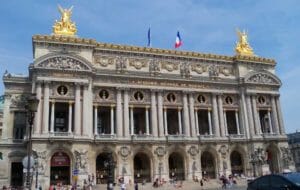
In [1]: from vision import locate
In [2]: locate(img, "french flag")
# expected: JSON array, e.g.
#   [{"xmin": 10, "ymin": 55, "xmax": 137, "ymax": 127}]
[{"xmin": 175, "ymin": 31, "xmax": 182, "ymax": 48}]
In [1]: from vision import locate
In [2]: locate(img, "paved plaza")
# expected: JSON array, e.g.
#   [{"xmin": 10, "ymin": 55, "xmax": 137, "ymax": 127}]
[{"xmin": 95, "ymin": 179, "xmax": 247, "ymax": 190}]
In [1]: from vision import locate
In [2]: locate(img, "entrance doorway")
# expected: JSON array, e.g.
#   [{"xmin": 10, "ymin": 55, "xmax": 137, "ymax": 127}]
[
  {"xmin": 201, "ymin": 151, "xmax": 216, "ymax": 179},
  {"xmin": 96, "ymin": 153, "xmax": 112, "ymax": 184},
  {"xmin": 10, "ymin": 162, "xmax": 23, "ymax": 187},
  {"xmin": 50, "ymin": 152, "xmax": 70, "ymax": 185},
  {"xmin": 230, "ymin": 151, "xmax": 244, "ymax": 175},
  {"xmin": 266, "ymin": 147, "xmax": 279, "ymax": 173},
  {"xmin": 169, "ymin": 152, "xmax": 185, "ymax": 180},
  {"xmin": 134, "ymin": 153, "xmax": 151, "ymax": 182}
]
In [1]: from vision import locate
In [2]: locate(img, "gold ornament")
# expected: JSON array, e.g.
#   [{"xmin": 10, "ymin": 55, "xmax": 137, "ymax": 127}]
[
  {"xmin": 53, "ymin": 5, "xmax": 77, "ymax": 36},
  {"xmin": 235, "ymin": 29, "xmax": 254, "ymax": 56}
]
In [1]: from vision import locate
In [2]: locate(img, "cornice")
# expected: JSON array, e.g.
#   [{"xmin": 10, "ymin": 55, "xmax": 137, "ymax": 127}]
[{"xmin": 33, "ymin": 35, "xmax": 276, "ymax": 65}]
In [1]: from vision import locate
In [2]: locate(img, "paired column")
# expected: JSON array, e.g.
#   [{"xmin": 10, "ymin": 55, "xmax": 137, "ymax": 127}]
[
  {"xmin": 246, "ymin": 95, "xmax": 255, "ymax": 137},
  {"xmin": 183, "ymin": 93, "xmax": 190, "ymax": 136},
  {"xmin": 217, "ymin": 95, "xmax": 225, "ymax": 137},
  {"xmin": 267, "ymin": 109, "xmax": 273, "ymax": 133},
  {"xmin": 94, "ymin": 105, "xmax": 98, "ymax": 135},
  {"xmin": 251, "ymin": 95, "xmax": 261, "ymax": 135},
  {"xmin": 208, "ymin": 109, "xmax": 213, "ymax": 135},
  {"xmin": 123, "ymin": 89, "xmax": 130, "ymax": 137},
  {"xmin": 212, "ymin": 94, "xmax": 220, "ymax": 137},
  {"xmin": 50, "ymin": 101, "xmax": 55, "ymax": 133},
  {"xmin": 145, "ymin": 107, "xmax": 150, "ymax": 135},
  {"xmin": 239, "ymin": 91, "xmax": 248, "ymax": 138},
  {"xmin": 178, "ymin": 108, "xmax": 183, "ymax": 135},
  {"xmin": 163, "ymin": 107, "xmax": 168, "ymax": 135},
  {"xmin": 151, "ymin": 90, "xmax": 158, "ymax": 137},
  {"xmin": 189, "ymin": 94, "xmax": 196, "ymax": 137},
  {"xmin": 82, "ymin": 84, "xmax": 91, "ymax": 137},
  {"xmin": 68, "ymin": 102, "xmax": 73, "ymax": 133},
  {"xmin": 42, "ymin": 82, "xmax": 50, "ymax": 134},
  {"xmin": 275, "ymin": 96, "xmax": 285, "ymax": 134},
  {"xmin": 194, "ymin": 109, "xmax": 199, "ymax": 136},
  {"xmin": 74, "ymin": 83, "xmax": 81, "ymax": 136},
  {"xmin": 110, "ymin": 105, "xmax": 115, "ymax": 135},
  {"xmin": 130, "ymin": 106, "xmax": 134, "ymax": 135},
  {"xmin": 235, "ymin": 110, "xmax": 240, "ymax": 135},
  {"xmin": 116, "ymin": 89, "xmax": 123, "ymax": 137},
  {"xmin": 271, "ymin": 96, "xmax": 279, "ymax": 134},
  {"xmin": 223, "ymin": 110, "xmax": 228, "ymax": 136},
  {"xmin": 34, "ymin": 82, "xmax": 42, "ymax": 134},
  {"xmin": 157, "ymin": 91, "xmax": 164, "ymax": 137}
]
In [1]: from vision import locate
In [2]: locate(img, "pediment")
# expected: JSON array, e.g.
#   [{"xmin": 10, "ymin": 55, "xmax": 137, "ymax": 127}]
[
  {"xmin": 244, "ymin": 70, "xmax": 281, "ymax": 86},
  {"xmin": 35, "ymin": 55, "xmax": 92, "ymax": 71}
]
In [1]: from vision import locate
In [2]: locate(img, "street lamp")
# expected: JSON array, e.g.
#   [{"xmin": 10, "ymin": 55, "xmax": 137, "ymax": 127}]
[
  {"xmin": 104, "ymin": 153, "xmax": 115, "ymax": 190},
  {"xmin": 25, "ymin": 94, "xmax": 39, "ymax": 190}
]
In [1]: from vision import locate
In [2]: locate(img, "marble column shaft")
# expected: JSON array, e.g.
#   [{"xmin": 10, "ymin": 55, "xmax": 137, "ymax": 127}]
[
  {"xmin": 157, "ymin": 92, "xmax": 164, "ymax": 137},
  {"xmin": 34, "ymin": 82, "xmax": 42, "ymax": 134},
  {"xmin": 123, "ymin": 90, "xmax": 130, "ymax": 137},
  {"xmin": 146, "ymin": 107, "xmax": 150, "ymax": 135},
  {"xmin": 212, "ymin": 94, "xmax": 220, "ymax": 137},
  {"xmin": 276, "ymin": 97, "xmax": 285, "ymax": 134},
  {"xmin": 94, "ymin": 106, "xmax": 98, "ymax": 135},
  {"xmin": 246, "ymin": 95, "xmax": 255, "ymax": 138},
  {"xmin": 178, "ymin": 108, "xmax": 182, "ymax": 135},
  {"xmin": 111, "ymin": 106, "xmax": 115, "ymax": 135},
  {"xmin": 42, "ymin": 82, "xmax": 49, "ymax": 134},
  {"xmin": 50, "ymin": 101, "xmax": 55, "ymax": 133},
  {"xmin": 116, "ymin": 89, "xmax": 123, "ymax": 137},
  {"xmin": 189, "ymin": 94, "xmax": 196, "ymax": 137},
  {"xmin": 183, "ymin": 93, "xmax": 190, "ymax": 136},
  {"xmin": 151, "ymin": 91, "xmax": 158, "ymax": 137},
  {"xmin": 251, "ymin": 95, "xmax": 261, "ymax": 135},
  {"xmin": 217, "ymin": 95, "xmax": 225, "ymax": 137},
  {"xmin": 271, "ymin": 96, "xmax": 279, "ymax": 134},
  {"xmin": 239, "ymin": 91, "xmax": 248, "ymax": 137},
  {"xmin": 68, "ymin": 102, "xmax": 73, "ymax": 133},
  {"xmin": 74, "ymin": 84, "xmax": 81, "ymax": 136}
]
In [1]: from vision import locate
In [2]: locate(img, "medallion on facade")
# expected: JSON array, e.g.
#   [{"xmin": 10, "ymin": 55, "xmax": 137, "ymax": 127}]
[
  {"xmin": 188, "ymin": 146, "xmax": 199, "ymax": 158},
  {"xmin": 133, "ymin": 91, "xmax": 144, "ymax": 102},
  {"xmin": 154, "ymin": 147, "xmax": 166, "ymax": 157},
  {"xmin": 94, "ymin": 56, "xmax": 114, "ymax": 67},
  {"xmin": 191, "ymin": 63, "xmax": 207, "ymax": 74},
  {"xmin": 99, "ymin": 89, "xmax": 110, "ymax": 100},
  {"xmin": 219, "ymin": 66, "xmax": 234, "ymax": 76},
  {"xmin": 129, "ymin": 58, "xmax": 147, "ymax": 70},
  {"xmin": 57, "ymin": 85, "xmax": 68, "ymax": 96},
  {"xmin": 119, "ymin": 146, "xmax": 131, "ymax": 159},
  {"xmin": 161, "ymin": 61, "xmax": 178, "ymax": 72}
]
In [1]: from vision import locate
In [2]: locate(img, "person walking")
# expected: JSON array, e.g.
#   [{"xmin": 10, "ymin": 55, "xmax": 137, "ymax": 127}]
[{"xmin": 134, "ymin": 181, "xmax": 138, "ymax": 190}]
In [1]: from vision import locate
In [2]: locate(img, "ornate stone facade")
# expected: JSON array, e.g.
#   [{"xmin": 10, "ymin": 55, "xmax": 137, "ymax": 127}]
[{"xmin": 0, "ymin": 34, "xmax": 294, "ymax": 189}]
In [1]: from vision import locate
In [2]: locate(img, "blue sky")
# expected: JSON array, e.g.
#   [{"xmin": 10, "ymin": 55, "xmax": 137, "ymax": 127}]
[{"xmin": 0, "ymin": 1, "xmax": 299, "ymax": 133}]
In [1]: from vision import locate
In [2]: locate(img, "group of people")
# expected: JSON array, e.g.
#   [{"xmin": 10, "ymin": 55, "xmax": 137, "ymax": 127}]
[{"xmin": 219, "ymin": 175, "xmax": 237, "ymax": 189}]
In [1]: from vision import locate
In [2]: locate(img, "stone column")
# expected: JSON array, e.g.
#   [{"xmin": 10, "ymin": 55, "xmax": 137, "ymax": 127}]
[
  {"xmin": 146, "ymin": 107, "xmax": 150, "ymax": 135},
  {"xmin": 130, "ymin": 106, "xmax": 134, "ymax": 135},
  {"xmin": 123, "ymin": 89, "xmax": 130, "ymax": 137},
  {"xmin": 74, "ymin": 83, "xmax": 81, "ymax": 136},
  {"xmin": 111, "ymin": 105, "xmax": 115, "ymax": 135},
  {"xmin": 271, "ymin": 96, "xmax": 279, "ymax": 134},
  {"xmin": 94, "ymin": 105, "xmax": 98, "ymax": 135},
  {"xmin": 68, "ymin": 102, "xmax": 73, "ymax": 133},
  {"xmin": 212, "ymin": 94, "xmax": 220, "ymax": 137},
  {"xmin": 164, "ymin": 107, "xmax": 168, "ymax": 135},
  {"xmin": 268, "ymin": 110, "xmax": 273, "ymax": 134},
  {"xmin": 251, "ymin": 95, "xmax": 261, "ymax": 135},
  {"xmin": 82, "ymin": 85, "xmax": 90, "ymax": 137},
  {"xmin": 50, "ymin": 101, "xmax": 55, "ymax": 133},
  {"xmin": 246, "ymin": 95, "xmax": 255, "ymax": 138},
  {"xmin": 42, "ymin": 82, "xmax": 50, "ymax": 134},
  {"xmin": 178, "ymin": 108, "xmax": 182, "ymax": 135},
  {"xmin": 34, "ymin": 82, "xmax": 42, "ymax": 134},
  {"xmin": 189, "ymin": 94, "xmax": 196, "ymax": 137},
  {"xmin": 157, "ymin": 91, "xmax": 164, "ymax": 137},
  {"xmin": 235, "ymin": 110, "xmax": 240, "ymax": 135},
  {"xmin": 194, "ymin": 109, "xmax": 199, "ymax": 136},
  {"xmin": 239, "ymin": 91, "xmax": 248, "ymax": 137},
  {"xmin": 208, "ymin": 109, "xmax": 213, "ymax": 135},
  {"xmin": 116, "ymin": 88, "xmax": 123, "ymax": 137},
  {"xmin": 183, "ymin": 93, "xmax": 190, "ymax": 136},
  {"xmin": 275, "ymin": 96, "xmax": 285, "ymax": 134},
  {"xmin": 223, "ymin": 110, "xmax": 228, "ymax": 136},
  {"xmin": 217, "ymin": 95, "xmax": 225, "ymax": 137},
  {"xmin": 151, "ymin": 90, "xmax": 158, "ymax": 137}
]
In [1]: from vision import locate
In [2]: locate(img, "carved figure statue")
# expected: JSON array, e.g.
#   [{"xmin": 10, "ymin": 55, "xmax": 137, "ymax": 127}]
[
  {"xmin": 235, "ymin": 29, "xmax": 254, "ymax": 56},
  {"xmin": 74, "ymin": 150, "xmax": 88, "ymax": 172},
  {"xmin": 53, "ymin": 5, "xmax": 77, "ymax": 36},
  {"xmin": 33, "ymin": 150, "xmax": 47, "ymax": 174}
]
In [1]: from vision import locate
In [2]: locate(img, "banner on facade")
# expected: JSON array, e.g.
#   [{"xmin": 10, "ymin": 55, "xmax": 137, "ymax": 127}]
[{"xmin": 51, "ymin": 152, "xmax": 70, "ymax": 167}]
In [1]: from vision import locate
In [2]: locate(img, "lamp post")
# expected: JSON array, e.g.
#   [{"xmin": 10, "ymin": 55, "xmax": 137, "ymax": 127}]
[
  {"xmin": 104, "ymin": 152, "xmax": 115, "ymax": 190},
  {"xmin": 25, "ymin": 94, "xmax": 39, "ymax": 190}
]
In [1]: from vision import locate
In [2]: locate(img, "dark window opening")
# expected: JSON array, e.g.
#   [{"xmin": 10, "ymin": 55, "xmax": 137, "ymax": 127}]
[
  {"xmin": 259, "ymin": 110, "xmax": 270, "ymax": 133},
  {"xmin": 167, "ymin": 109, "xmax": 180, "ymax": 135},
  {"xmin": 134, "ymin": 108, "xmax": 146, "ymax": 135},
  {"xmin": 10, "ymin": 162, "xmax": 23, "ymax": 187},
  {"xmin": 97, "ymin": 107, "xmax": 111, "ymax": 134},
  {"xmin": 54, "ymin": 103, "xmax": 69, "ymax": 132},
  {"xmin": 198, "ymin": 110, "xmax": 209, "ymax": 135},
  {"xmin": 13, "ymin": 112, "xmax": 26, "ymax": 139},
  {"xmin": 226, "ymin": 111, "xmax": 237, "ymax": 134}
]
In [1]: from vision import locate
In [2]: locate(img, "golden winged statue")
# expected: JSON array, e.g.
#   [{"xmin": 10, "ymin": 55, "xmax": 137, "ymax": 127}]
[
  {"xmin": 53, "ymin": 5, "xmax": 77, "ymax": 36},
  {"xmin": 235, "ymin": 29, "xmax": 255, "ymax": 56}
]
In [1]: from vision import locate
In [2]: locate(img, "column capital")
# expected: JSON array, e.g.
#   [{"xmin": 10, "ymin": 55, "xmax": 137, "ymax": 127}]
[
  {"xmin": 145, "ymin": 106, "xmax": 150, "ymax": 110},
  {"xmin": 68, "ymin": 101, "xmax": 74, "ymax": 105},
  {"xmin": 110, "ymin": 104, "xmax": 116, "ymax": 108},
  {"xmin": 177, "ymin": 106, "xmax": 182, "ymax": 111}
]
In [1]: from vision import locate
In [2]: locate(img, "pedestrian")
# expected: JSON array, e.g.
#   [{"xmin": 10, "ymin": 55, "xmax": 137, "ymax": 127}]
[
  {"xmin": 120, "ymin": 182, "xmax": 126, "ymax": 190},
  {"xmin": 134, "ymin": 181, "xmax": 138, "ymax": 190},
  {"xmin": 200, "ymin": 179, "xmax": 203, "ymax": 189}
]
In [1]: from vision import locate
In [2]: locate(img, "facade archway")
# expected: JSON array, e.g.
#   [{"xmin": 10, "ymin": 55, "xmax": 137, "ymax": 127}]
[
  {"xmin": 169, "ymin": 152, "xmax": 185, "ymax": 180},
  {"xmin": 266, "ymin": 146, "xmax": 280, "ymax": 173},
  {"xmin": 50, "ymin": 152, "xmax": 71, "ymax": 185},
  {"xmin": 230, "ymin": 151, "xmax": 244, "ymax": 175},
  {"xmin": 201, "ymin": 151, "xmax": 216, "ymax": 179},
  {"xmin": 96, "ymin": 153, "xmax": 114, "ymax": 184},
  {"xmin": 134, "ymin": 153, "xmax": 151, "ymax": 182}
]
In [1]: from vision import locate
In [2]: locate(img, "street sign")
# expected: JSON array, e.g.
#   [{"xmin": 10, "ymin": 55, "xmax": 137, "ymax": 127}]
[{"xmin": 22, "ymin": 156, "xmax": 35, "ymax": 168}]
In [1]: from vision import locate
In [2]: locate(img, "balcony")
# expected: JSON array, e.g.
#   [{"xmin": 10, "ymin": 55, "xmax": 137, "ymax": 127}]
[
  {"xmin": 227, "ymin": 134, "xmax": 245, "ymax": 141},
  {"xmin": 95, "ymin": 134, "xmax": 116, "ymax": 142},
  {"xmin": 131, "ymin": 134, "xmax": 154, "ymax": 142},
  {"xmin": 166, "ymin": 134, "xmax": 186, "ymax": 142}
]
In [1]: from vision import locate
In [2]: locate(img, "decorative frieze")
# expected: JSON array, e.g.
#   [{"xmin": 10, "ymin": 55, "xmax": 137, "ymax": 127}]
[
  {"xmin": 161, "ymin": 61, "xmax": 179, "ymax": 72},
  {"xmin": 94, "ymin": 56, "xmax": 114, "ymax": 67},
  {"xmin": 128, "ymin": 58, "xmax": 147, "ymax": 70},
  {"xmin": 36, "ymin": 56, "xmax": 90, "ymax": 71}
]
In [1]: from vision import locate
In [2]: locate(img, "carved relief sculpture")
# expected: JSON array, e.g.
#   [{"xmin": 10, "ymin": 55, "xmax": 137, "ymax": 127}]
[
  {"xmin": 161, "ymin": 61, "xmax": 178, "ymax": 72},
  {"xmin": 74, "ymin": 150, "xmax": 89, "ymax": 173},
  {"xmin": 33, "ymin": 150, "xmax": 47, "ymax": 174},
  {"xmin": 180, "ymin": 62, "xmax": 191, "ymax": 78},
  {"xmin": 115, "ymin": 56, "xmax": 127, "ymax": 73},
  {"xmin": 129, "ymin": 58, "xmax": 147, "ymax": 70},
  {"xmin": 94, "ymin": 56, "xmax": 114, "ymax": 67},
  {"xmin": 37, "ymin": 56, "xmax": 89, "ymax": 71},
  {"xmin": 149, "ymin": 59, "xmax": 160, "ymax": 76},
  {"xmin": 191, "ymin": 63, "xmax": 207, "ymax": 74}
]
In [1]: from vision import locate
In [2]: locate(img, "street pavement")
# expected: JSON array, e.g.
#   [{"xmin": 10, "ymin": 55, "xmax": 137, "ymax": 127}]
[{"xmin": 95, "ymin": 179, "xmax": 248, "ymax": 190}]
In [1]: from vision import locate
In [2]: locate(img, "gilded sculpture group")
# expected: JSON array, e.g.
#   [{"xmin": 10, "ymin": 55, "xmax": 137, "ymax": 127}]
[{"xmin": 53, "ymin": 5, "xmax": 255, "ymax": 57}]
